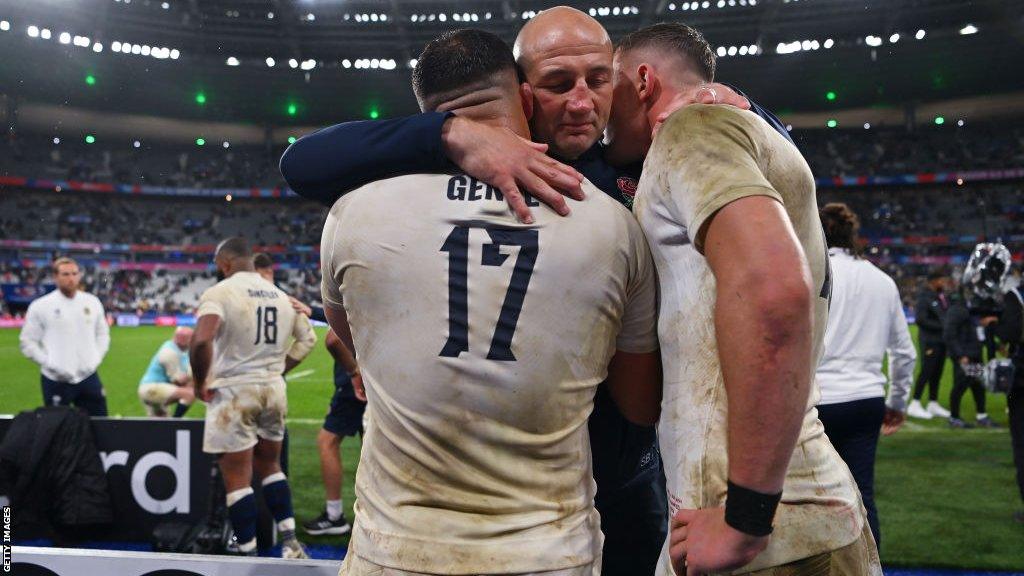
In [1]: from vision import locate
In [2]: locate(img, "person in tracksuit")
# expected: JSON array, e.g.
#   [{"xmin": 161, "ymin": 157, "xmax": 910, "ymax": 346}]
[
  {"xmin": 908, "ymin": 268, "xmax": 952, "ymax": 420},
  {"xmin": 944, "ymin": 244, "xmax": 1007, "ymax": 428}
]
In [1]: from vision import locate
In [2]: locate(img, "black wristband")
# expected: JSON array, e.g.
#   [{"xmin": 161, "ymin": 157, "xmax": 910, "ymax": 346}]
[{"xmin": 724, "ymin": 481, "xmax": 782, "ymax": 537}]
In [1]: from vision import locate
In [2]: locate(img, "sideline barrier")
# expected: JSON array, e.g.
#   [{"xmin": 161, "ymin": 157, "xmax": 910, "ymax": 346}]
[
  {"xmin": 11, "ymin": 546, "xmax": 340, "ymax": 576},
  {"xmin": 0, "ymin": 416, "xmax": 279, "ymax": 545}
]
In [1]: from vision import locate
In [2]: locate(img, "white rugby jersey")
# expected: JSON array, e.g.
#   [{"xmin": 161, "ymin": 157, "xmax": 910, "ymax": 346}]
[
  {"xmin": 196, "ymin": 271, "xmax": 316, "ymax": 389},
  {"xmin": 321, "ymin": 173, "xmax": 658, "ymax": 574},
  {"xmin": 633, "ymin": 105, "xmax": 864, "ymax": 574}
]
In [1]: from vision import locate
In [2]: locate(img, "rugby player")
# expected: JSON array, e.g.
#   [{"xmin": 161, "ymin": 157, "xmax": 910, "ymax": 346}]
[
  {"xmin": 254, "ymin": 252, "xmax": 275, "ymax": 283},
  {"xmin": 190, "ymin": 237, "xmax": 317, "ymax": 558},
  {"xmin": 320, "ymin": 29, "xmax": 661, "ymax": 576},
  {"xmin": 138, "ymin": 326, "xmax": 195, "ymax": 417},
  {"xmin": 607, "ymin": 23, "xmax": 879, "ymax": 575}
]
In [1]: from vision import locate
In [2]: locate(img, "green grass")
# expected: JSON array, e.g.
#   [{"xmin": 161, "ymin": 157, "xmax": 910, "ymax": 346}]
[{"xmin": 1, "ymin": 326, "xmax": 1022, "ymax": 569}]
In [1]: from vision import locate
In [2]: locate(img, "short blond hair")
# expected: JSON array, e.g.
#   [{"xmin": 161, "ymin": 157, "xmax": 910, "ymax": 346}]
[{"xmin": 52, "ymin": 257, "xmax": 80, "ymax": 274}]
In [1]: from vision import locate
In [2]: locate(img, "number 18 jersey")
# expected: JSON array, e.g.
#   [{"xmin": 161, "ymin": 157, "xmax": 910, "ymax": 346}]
[
  {"xmin": 321, "ymin": 173, "xmax": 658, "ymax": 574},
  {"xmin": 196, "ymin": 271, "xmax": 315, "ymax": 389}
]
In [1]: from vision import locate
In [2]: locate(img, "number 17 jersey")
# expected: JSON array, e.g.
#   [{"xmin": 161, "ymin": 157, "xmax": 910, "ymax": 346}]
[{"xmin": 320, "ymin": 173, "xmax": 658, "ymax": 574}]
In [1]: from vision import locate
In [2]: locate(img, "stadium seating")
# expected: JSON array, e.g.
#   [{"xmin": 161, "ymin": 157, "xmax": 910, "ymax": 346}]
[{"xmin": 1, "ymin": 124, "xmax": 1022, "ymax": 315}]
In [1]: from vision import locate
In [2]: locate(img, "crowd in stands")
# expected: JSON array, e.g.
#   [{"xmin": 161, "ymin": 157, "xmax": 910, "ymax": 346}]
[
  {"xmin": 797, "ymin": 123, "xmax": 1024, "ymax": 178},
  {"xmin": 1, "ymin": 122, "xmax": 1022, "ymax": 189},
  {"xmin": 0, "ymin": 135, "xmax": 289, "ymax": 190},
  {"xmin": 817, "ymin": 183, "xmax": 1024, "ymax": 239},
  {"xmin": 1, "ymin": 121, "xmax": 1022, "ymax": 315},
  {"xmin": 0, "ymin": 190, "xmax": 326, "ymax": 246}
]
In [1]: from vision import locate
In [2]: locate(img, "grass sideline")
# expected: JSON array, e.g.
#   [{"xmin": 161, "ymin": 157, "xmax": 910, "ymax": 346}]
[{"xmin": 1, "ymin": 325, "xmax": 1021, "ymax": 570}]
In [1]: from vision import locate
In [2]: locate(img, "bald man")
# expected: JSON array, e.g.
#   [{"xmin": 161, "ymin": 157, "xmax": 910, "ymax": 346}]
[
  {"xmin": 139, "ymin": 326, "xmax": 195, "ymax": 417},
  {"xmin": 280, "ymin": 10, "xmax": 792, "ymax": 574},
  {"xmin": 608, "ymin": 23, "xmax": 878, "ymax": 575}
]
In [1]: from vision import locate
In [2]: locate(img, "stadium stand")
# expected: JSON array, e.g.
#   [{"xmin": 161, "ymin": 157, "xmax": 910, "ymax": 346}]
[{"xmin": 2, "ymin": 121, "xmax": 1023, "ymax": 314}]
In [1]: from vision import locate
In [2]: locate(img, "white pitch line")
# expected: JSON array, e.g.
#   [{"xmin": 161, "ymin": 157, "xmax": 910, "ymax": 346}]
[
  {"xmin": 288, "ymin": 418, "xmax": 326, "ymax": 425},
  {"xmin": 286, "ymin": 368, "xmax": 316, "ymax": 381}
]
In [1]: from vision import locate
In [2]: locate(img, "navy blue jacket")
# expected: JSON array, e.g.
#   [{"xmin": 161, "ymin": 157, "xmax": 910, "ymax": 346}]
[{"xmin": 279, "ymin": 96, "xmax": 791, "ymax": 205}]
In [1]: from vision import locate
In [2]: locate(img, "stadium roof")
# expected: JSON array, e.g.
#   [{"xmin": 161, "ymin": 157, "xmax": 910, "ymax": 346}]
[{"xmin": 1, "ymin": 0, "xmax": 1022, "ymax": 125}]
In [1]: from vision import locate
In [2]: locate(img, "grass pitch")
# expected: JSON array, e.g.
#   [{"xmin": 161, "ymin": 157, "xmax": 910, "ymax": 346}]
[{"xmin": 1, "ymin": 326, "xmax": 1021, "ymax": 570}]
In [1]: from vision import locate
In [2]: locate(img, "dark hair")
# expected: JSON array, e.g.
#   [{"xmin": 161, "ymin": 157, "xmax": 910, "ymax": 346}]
[
  {"xmin": 819, "ymin": 203, "xmax": 861, "ymax": 254},
  {"xmin": 215, "ymin": 236, "xmax": 252, "ymax": 260},
  {"xmin": 253, "ymin": 252, "xmax": 274, "ymax": 270},
  {"xmin": 616, "ymin": 22, "xmax": 715, "ymax": 81},
  {"xmin": 412, "ymin": 29, "xmax": 517, "ymax": 111}
]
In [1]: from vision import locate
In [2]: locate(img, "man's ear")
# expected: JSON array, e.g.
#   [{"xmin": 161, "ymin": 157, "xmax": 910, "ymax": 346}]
[
  {"xmin": 520, "ymin": 82, "xmax": 535, "ymax": 120},
  {"xmin": 637, "ymin": 63, "xmax": 659, "ymax": 104}
]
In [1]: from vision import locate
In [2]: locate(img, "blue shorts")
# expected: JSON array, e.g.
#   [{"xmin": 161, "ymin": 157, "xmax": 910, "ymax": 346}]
[
  {"xmin": 41, "ymin": 372, "xmax": 108, "ymax": 417},
  {"xmin": 322, "ymin": 365, "xmax": 366, "ymax": 437}
]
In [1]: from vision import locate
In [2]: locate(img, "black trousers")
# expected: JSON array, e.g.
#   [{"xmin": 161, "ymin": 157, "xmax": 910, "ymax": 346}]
[
  {"xmin": 950, "ymin": 361, "xmax": 987, "ymax": 420},
  {"xmin": 913, "ymin": 340, "xmax": 946, "ymax": 402},
  {"xmin": 817, "ymin": 397, "xmax": 885, "ymax": 549},
  {"xmin": 1010, "ymin": 386, "xmax": 1024, "ymax": 505},
  {"xmin": 597, "ymin": 459, "xmax": 667, "ymax": 576},
  {"xmin": 40, "ymin": 372, "xmax": 108, "ymax": 417}
]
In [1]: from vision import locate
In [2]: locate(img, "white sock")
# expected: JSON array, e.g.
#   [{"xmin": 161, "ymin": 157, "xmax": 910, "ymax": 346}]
[
  {"xmin": 225, "ymin": 487, "xmax": 254, "ymax": 507},
  {"xmin": 262, "ymin": 471, "xmax": 287, "ymax": 485},
  {"xmin": 326, "ymin": 499, "xmax": 343, "ymax": 521},
  {"xmin": 278, "ymin": 517, "xmax": 296, "ymax": 533},
  {"xmin": 977, "ymin": 412, "xmax": 988, "ymax": 419},
  {"xmin": 238, "ymin": 538, "xmax": 257, "ymax": 553}
]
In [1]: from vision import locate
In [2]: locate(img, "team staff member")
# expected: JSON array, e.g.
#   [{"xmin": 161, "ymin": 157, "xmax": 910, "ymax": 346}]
[
  {"xmin": 814, "ymin": 203, "xmax": 915, "ymax": 549},
  {"xmin": 20, "ymin": 257, "xmax": 110, "ymax": 416},
  {"xmin": 610, "ymin": 24, "xmax": 878, "ymax": 574},
  {"xmin": 908, "ymin": 267, "xmax": 953, "ymax": 420},
  {"xmin": 138, "ymin": 326, "xmax": 195, "ymax": 417},
  {"xmin": 290, "ymin": 298, "xmax": 365, "ymax": 536},
  {"xmin": 279, "ymin": 9, "xmax": 787, "ymax": 572},
  {"xmin": 994, "ymin": 273, "xmax": 1024, "ymax": 523},
  {"xmin": 191, "ymin": 237, "xmax": 317, "ymax": 559}
]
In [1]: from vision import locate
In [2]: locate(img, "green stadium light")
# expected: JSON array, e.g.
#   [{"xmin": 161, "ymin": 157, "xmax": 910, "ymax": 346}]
[
  {"xmin": 85, "ymin": 134, "xmax": 96, "ymax": 144},
  {"xmin": 826, "ymin": 119, "xmax": 838, "ymax": 128},
  {"xmin": 85, "ymin": 74, "xmax": 96, "ymax": 86},
  {"xmin": 196, "ymin": 137, "xmax": 206, "ymax": 146},
  {"xmin": 195, "ymin": 92, "xmax": 207, "ymax": 105},
  {"xmin": 826, "ymin": 91, "xmax": 836, "ymax": 101},
  {"xmin": 369, "ymin": 107, "xmax": 380, "ymax": 120},
  {"xmin": 287, "ymin": 136, "xmax": 297, "ymax": 144},
  {"xmin": 286, "ymin": 102, "xmax": 298, "ymax": 116},
  {"xmin": 934, "ymin": 116, "xmax": 945, "ymax": 125}
]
